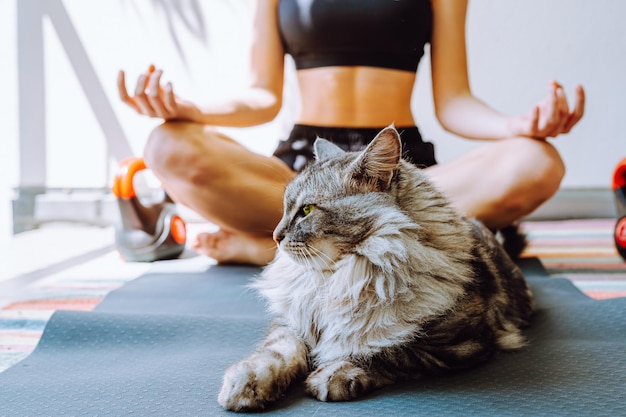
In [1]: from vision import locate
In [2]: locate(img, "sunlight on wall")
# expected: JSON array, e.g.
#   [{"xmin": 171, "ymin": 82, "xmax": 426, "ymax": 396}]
[
  {"xmin": 0, "ymin": 1, "xmax": 18, "ymax": 243},
  {"xmin": 43, "ymin": 15, "xmax": 109, "ymax": 188}
]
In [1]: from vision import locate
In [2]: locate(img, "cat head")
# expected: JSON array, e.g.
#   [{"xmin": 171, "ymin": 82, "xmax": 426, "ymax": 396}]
[
  {"xmin": 273, "ymin": 126, "xmax": 405, "ymax": 270},
  {"xmin": 313, "ymin": 125, "xmax": 402, "ymax": 192}
]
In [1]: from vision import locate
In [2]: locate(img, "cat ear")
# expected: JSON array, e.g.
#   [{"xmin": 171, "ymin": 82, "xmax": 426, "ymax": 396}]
[
  {"xmin": 314, "ymin": 137, "xmax": 345, "ymax": 161},
  {"xmin": 348, "ymin": 126, "xmax": 401, "ymax": 191}
]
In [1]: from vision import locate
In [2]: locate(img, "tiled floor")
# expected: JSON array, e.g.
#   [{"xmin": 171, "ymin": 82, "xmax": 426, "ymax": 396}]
[
  {"xmin": 0, "ymin": 223, "xmax": 218, "ymax": 372},
  {"xmin": 0, "ymin": 223, "xmax": 219, "ymax": 309},
  {"xmin": 0, "ymin": 226, "xmax": 136, "ymax": 309}
]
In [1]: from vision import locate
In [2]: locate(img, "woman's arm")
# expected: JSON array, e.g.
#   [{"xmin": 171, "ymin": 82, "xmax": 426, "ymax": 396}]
[
  {"xmin": 429, "ymin": 0, "xmax": 584, "ymax": 141},
  {"xmin": 118, "ymin": 0, "xmax": 285, "ymax": 127}
]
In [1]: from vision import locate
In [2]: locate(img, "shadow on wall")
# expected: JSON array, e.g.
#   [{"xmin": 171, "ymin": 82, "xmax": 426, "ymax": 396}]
[
  {"xmin": 125, "ymin": 0, "xmax": 210, "ymax": 67},
  {"xmin": 14, "ymin": 0, "xmax": 219, "ymax": 234}
]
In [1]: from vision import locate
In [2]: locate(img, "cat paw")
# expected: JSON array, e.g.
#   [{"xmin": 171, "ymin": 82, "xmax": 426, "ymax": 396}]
[
  {"xmin": 305, "ymin": 360, "xmax": 373, "ymax": 402},
  {"xmin": 218, "ymin": 360, "xmax": 278, "ymax": 411}
]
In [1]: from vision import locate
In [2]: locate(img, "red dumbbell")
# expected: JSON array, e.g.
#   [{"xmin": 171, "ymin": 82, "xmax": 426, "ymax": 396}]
[
  {"xmin": 612, "ymin": 158, "xmax": 626, "ymax": 261},
  {"xmin": 112, "ymin": 157, "xmax": 186, "ymax": 262}
]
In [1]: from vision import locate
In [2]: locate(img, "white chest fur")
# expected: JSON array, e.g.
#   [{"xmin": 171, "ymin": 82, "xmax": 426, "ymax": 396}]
[{"xmin": 254, "ymin": 249, "xmax": 468, "ymax": 365}]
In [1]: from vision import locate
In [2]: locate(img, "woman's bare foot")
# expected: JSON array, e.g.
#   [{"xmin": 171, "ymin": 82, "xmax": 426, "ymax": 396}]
[{"xmin": 191, "ymin": 229, "xmax": 277, "ymax": 266}]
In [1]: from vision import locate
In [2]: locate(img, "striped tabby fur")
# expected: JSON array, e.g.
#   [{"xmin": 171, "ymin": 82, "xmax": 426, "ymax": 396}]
[{"xmin": 218, "ymin": 126, "xmax": 533, "ymax": 411}]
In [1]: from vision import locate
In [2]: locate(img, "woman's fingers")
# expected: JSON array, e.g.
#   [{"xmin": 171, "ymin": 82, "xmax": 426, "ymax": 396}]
[
  {"xmin": 134, "ymin": 71, "xmax": 155, "ymax": 116},
  {"xmin": 528, "ymin": 105, "xmax": 540, "ymax": 137},
  {"xmin": 117, "ymin": 70, "xmax": 141, "ymax": 113},
  {"xmin": 118, "ymin": 65, "xmax": 179, "ymax": 119},
  {"xmin": 544, "ymin": 82, "xmax": 584, "ymax": 136},
  {"xmin": 164, "ymin": 82, "xmax": 177, "ymax": 115},
  {"xmin": 537, "ymin": 82, "xmax": 580, "ymax": 138},
  {"xmin": 548, "ymin": 85, "xmax": 571, "ymax": 137},
  {"xmin": 562, "ymin": 85, "xmax": 586, "ymax": 133},
  {"xmin": 539, "ymin": 83, "xmax": 563, "ymax": 137},
  {"xmin": 511, "ymin": 82, "xmax": 585, "ymax": 140},
  {"xmin": 147, "ymin": 69, "xmax": 171, "ymax": 118}
]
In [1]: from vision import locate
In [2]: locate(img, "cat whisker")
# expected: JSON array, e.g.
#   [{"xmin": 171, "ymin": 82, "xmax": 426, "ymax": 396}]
[
  {"xmin": 307, "ymin": 244, "xmax": 336, "ymax": 265},
  {"xmin": 306, "ymin": 244, "xmax": 336, "ymax": 271},
  {"xmin": 288, "ymin": 244, "xmax": 313, "ymax": 269},
  {"xmin": 289, "ymin": 243, "xmax": 316, "ymax": 270},
  {"xmin": 302, "ymin": 247, "xmax": 319, "ymax": 269}
]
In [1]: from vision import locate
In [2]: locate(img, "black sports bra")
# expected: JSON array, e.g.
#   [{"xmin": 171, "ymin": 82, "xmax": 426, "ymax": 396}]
[{"xmin": 278, "ymin": 0, "xmax": 432, "ymax": 72}]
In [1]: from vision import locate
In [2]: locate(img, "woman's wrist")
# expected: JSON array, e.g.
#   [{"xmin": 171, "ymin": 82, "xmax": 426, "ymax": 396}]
[{"xmin": 173, "ymin": 100, "xmax": 204, "ymax": 123}]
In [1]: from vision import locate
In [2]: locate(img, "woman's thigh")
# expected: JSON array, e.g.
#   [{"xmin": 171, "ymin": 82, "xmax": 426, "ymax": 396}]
[
  {"xmin": 144, "ymin": 122, "xmax": 296, "ymax": 236},
  {"xmin": 424, "ymin": 137, "xmax": 564, "ymax": 228}
]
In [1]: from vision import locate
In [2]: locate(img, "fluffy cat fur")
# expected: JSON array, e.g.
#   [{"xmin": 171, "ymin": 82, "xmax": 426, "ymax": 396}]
[{"xmin": 218, "ymin": 126, "xmax": 533, "ymax": 411}]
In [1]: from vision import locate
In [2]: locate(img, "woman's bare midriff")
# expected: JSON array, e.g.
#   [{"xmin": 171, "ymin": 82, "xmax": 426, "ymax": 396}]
[{"xmin": 296, "ymin": 66, "xmax": 418, "ymax": 127}]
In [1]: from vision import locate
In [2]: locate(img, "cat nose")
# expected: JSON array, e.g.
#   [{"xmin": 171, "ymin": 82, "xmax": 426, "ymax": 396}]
[{"xmin": 273, "ymin": 232, "xmax": 283, "ymax": 245}]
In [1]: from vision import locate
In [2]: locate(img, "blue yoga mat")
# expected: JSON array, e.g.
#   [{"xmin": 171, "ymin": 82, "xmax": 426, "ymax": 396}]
[{"xmin": 0, "ymin": 259, "xmax": 624, "ymax": 416}]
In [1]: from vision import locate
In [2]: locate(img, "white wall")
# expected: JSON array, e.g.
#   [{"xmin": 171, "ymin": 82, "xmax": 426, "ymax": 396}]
[
  {"xmin": 0, "ymin": 0, "xmax": 19, "ymax": 244},
  {"xmin": 1, "ymin": 0, "xmax": 624, "ymax": 242},
  {"xmin": 414, "ymin": 0, "xmax": 625, "ymax": 189}
]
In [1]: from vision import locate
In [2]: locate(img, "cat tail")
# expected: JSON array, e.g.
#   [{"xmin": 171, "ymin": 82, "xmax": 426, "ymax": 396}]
[{"xmin": 496, "ymin": 223, "xmax": 528, "ymax": 260}]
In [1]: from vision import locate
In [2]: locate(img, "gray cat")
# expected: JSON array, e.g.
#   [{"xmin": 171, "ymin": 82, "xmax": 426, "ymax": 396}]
[{"xmin": 218, "ymin": 126, "xmax": 533, "ymax": 411}]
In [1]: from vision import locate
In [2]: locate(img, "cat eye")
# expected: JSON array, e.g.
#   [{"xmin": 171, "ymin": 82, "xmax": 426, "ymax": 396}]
[{"xmin": 301, "ymin": 204, "xmax": 315, "ymax": 216}]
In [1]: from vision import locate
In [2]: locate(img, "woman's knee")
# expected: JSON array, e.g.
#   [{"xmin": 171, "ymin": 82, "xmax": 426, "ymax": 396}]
[
  {"xmin": 497, "ymin": 138, "xmax": 566, "ymax": 213},
  {"xmin": 515, "ymin": 138, "xmax": 564, "ymax": 196},
  {"xmin": 143, "ymin": 121, "xmax": 224, "ymax": 186}
]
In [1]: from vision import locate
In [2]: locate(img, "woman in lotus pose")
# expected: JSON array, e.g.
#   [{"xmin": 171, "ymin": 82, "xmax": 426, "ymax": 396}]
[{"xmin": 118, "ymin": 0, "xmax": 585, "ymax": 266}]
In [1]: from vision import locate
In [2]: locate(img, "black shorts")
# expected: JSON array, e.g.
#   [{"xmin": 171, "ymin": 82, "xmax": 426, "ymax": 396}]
[{"xmin": 273, "ymin": 124, "xmax": 437, "ymax": 172}]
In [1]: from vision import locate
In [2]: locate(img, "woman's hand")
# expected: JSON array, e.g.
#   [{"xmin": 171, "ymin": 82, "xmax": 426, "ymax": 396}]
[
  {"xmin": 507, "ymin": 81, "xmax": 585, "ymax": 140},
  {"xmin": 118, "ymin": 65, "xmax": 189, "ymax": 120}
]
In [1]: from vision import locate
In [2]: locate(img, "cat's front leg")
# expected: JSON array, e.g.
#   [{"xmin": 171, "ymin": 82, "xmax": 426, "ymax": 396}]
[
  {"xmin": 218, "ymin": 320, "xmax": 309, "ymax": 411},
  {"xmin": 305, "ymin": 359, "xmax": 390, "ymax": 402}
]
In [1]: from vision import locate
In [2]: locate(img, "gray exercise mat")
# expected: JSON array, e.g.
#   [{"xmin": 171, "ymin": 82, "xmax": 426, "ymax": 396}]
[{"xmin": 0, "ymin": 259, "xmax": 624, "ymax": 416}]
